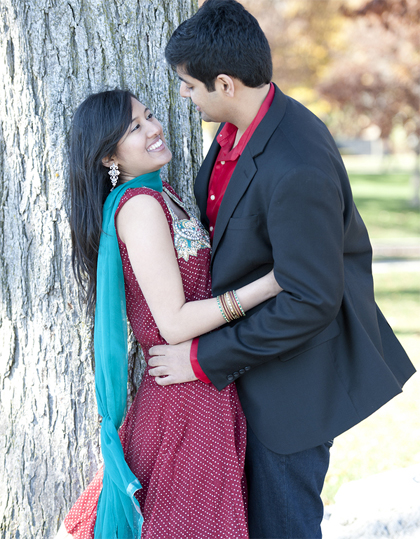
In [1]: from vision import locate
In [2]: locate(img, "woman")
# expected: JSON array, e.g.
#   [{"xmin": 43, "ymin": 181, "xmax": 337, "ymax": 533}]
[{"xmin": 61, "ymin": 89, "xmax": 281, "ymax": 539}]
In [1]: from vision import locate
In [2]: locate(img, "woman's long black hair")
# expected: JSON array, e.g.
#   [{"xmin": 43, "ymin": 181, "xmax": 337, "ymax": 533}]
[{"xmin": 69, "ymin": 89, "xmax": 137, "ymax": 314}]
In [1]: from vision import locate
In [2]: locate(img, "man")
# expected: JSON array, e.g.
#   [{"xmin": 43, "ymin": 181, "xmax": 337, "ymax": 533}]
[{"xmin": 149, "ymin": 1, "xmax": 416, "ymax": 537}]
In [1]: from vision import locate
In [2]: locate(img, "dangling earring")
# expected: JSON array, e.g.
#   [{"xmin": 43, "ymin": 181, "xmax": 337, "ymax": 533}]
[{"xmin": 108, "ymin": 162, "xmax": 120, "ymax": 191}]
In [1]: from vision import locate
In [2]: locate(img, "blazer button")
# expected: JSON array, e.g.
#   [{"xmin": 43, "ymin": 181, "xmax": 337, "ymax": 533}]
[
  {"xmin": 239, "ymin": 369, "xmax": 245, "ymax": 375},
  {"xmin": 245, "ymin": 366, "xmax": 251, "ymax": 371},
  {"xmin": 227, "ymin": 374, "xmax": 234, "ymax": 381},
  {"xmin": 233, "ymin": 372, "xmax": 239, "ymax": 378}
]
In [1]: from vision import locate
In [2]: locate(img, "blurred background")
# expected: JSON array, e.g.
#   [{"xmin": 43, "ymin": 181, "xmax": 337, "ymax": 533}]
[{"xmin": 199, "ymin": 0, "xmax": 420, "ymax": 507}]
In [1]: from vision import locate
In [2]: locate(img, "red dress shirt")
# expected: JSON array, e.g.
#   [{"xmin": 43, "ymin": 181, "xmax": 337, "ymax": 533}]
[{"xmin": 191, "ymin": 83, "xmax": 275, "ymax": 383}]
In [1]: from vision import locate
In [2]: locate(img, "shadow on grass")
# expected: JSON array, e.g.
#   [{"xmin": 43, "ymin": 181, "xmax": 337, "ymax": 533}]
[
  {"xmin": 393, "ymin": 329, "xmax": 420, "ymax": 336},
  {"xmin": 355, "ymin": 197, "xmax": 418, "ymax": 213},
  {"xmin": 350, "ymin": 172, "xmax": 413, "ymax": 183},
  {"xmin": 375, "ymin": 288, "xmax": 420, "ymax": 298}
]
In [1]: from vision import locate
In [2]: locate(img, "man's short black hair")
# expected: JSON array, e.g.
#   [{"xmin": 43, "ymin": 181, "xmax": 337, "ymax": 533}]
[{"xmin": 165, "ymin": 0, "xmax": 272, "ymax": 91}]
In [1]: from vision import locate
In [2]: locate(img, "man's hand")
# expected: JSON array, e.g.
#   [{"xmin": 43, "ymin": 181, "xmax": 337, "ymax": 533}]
[{"xmin": 148, "ymin": 340, "xmax": 197, "ymax": 386}]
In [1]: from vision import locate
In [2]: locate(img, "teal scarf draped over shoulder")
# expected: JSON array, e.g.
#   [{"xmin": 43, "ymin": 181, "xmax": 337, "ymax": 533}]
[{"xmin": 94, "ymin": 170, "xmax": 162, "ymax": 538}]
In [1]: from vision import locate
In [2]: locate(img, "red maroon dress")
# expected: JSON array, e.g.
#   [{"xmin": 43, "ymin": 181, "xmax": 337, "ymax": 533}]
[{"xmin": 63, "ymin": 183, "xmax": 248, "ymax": 539}]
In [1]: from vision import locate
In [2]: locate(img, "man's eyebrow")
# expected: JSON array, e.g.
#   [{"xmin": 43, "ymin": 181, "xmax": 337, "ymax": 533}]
[{"xmin": 177, "ymin": 75, "xmax": 187, "ymax": 83}]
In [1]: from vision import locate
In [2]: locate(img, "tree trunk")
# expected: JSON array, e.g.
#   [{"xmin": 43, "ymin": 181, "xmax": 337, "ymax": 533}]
[{"xmin": 0, "ymin": 1, "xmax": 201, "ymax": 537}]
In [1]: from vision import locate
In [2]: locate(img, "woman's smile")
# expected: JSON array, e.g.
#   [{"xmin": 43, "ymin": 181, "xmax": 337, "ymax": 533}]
[{"xmin": 147, "ymin": 138, "xmax": 164, "ymax": 152}]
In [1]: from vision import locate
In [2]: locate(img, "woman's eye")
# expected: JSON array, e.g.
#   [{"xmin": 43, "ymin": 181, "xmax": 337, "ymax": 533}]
[
  {"xmin": 131, "ymin": 123, "xmax": 141, "ymax": 132},
  {"xmin": 146, "ymin": 112, "xmax": 154, "ymax": 120}
]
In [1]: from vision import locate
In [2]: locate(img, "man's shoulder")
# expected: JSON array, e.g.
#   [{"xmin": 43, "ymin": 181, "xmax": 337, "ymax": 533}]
[
  {"xmin": 262, "ymin": 90, "xmax": 339, "ymax": 161},
  {"xmin": 271, "ymin": 90, "xmax": 326, "ymax": 135}
]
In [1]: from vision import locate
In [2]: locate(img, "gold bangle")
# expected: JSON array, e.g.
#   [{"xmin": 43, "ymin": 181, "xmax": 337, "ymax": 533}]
[
  {"xmin": 228, "ymin": 291, "xmax": 242, "ymax": 318},
  {"xmin": 224, "ymin": 292, "xmax": 238, "ymax": 319},
  {"xmin": 221, "ymin": 293, "xmax": 234, "ymax": 322}
]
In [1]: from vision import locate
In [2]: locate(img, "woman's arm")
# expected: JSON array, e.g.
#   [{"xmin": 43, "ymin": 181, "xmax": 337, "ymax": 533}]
[{"xmin": 117, "ymin": 194, "xmax": 282, "ymax": 344}]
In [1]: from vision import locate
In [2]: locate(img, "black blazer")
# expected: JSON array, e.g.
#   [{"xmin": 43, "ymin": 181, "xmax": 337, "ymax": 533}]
[{"xmin": 195, "ymin": 84, "xmax": 415, "ymax": 454}]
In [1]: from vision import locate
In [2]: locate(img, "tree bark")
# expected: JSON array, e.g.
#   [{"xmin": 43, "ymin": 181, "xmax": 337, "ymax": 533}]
[{"xmin": 0, "ymin": 1, "xmax": 201, "ymax": 537}]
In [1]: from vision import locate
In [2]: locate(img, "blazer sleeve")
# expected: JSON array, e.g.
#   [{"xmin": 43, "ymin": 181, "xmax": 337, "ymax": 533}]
[{"xmin": 197, "ymin": 165, "xmax": 346, "ymax": 390}]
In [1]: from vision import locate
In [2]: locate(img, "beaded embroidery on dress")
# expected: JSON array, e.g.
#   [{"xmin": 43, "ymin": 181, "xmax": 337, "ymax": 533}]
[{"xmin": 162, "ymin": 186, "xmax": 211, "ymax": 262}]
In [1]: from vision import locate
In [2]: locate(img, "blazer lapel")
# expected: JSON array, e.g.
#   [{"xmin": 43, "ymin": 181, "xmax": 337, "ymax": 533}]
[
  {"xmin": 211, "ymin": 148, "xmax": 257, "ymax": 259},
  {"xmin": 194, "ymin": 125, "xmax": 224, "ymax": 229}
]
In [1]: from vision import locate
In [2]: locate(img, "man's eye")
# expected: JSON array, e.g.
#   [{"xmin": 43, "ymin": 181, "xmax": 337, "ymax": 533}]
[{"xmin": 146, "ymin": 112, "xmax": 154, "ymax": 120}]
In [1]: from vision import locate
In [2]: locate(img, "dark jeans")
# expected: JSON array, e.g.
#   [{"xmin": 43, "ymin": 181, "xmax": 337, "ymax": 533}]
[{"xmin": 245, "ymin": 424, "xmax": 332, "ymax": 539}]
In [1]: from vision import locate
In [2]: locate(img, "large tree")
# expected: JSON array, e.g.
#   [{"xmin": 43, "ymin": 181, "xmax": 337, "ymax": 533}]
[{"xmin": 0, "ymin": 1, "xmax": 201, "ymax": 537}]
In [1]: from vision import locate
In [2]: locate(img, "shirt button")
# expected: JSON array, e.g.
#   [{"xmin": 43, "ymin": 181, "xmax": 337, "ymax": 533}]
[
  {"xmin": 209, "ymin": 226, "xmax": 214, "ymax": 232},
  {"xmin": 210, "ymin": 195, "xmax": 215, "ymax": 201},
  {"xmin": 221, "ymin": 161, "xmax": 226, "ymax": 165}
]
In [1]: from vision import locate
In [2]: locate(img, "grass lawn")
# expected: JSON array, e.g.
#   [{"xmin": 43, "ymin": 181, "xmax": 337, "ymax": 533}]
[
  {"xmin": 321, "ymin": 166, "xmax": 420, "ymax": 506},
  {"xmin": 348, "ymin": 172, "xmax": 420, "ymax": 239}
]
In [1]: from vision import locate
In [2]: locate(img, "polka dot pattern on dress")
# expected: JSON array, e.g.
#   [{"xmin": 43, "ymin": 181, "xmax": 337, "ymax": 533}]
[{"xmin": 63, "ymin": 182, "xmax": 248, "ymax": 539}]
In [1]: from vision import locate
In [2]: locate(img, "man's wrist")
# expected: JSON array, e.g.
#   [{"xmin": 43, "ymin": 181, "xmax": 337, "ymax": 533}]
[{"xmin": 190, "ymin": 338, "xmax": 211, "ymax": 383}]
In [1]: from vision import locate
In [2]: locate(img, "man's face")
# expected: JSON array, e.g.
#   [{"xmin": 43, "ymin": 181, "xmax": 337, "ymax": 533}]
[{"xmin": 176, "ymin": 68, "xmax": 225, "ymax": 123}]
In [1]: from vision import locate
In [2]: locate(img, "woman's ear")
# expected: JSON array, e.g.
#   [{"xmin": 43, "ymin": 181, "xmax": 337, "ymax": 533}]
[{"xmin": 102, "ymin": 156, "xmax": 116, "ymax": 169}]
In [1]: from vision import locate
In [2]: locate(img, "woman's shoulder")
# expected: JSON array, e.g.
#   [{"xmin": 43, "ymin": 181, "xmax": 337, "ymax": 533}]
[
  {"xmin": 115, "ymin": 183, "xmax": 169, "ymax": 219},
  {"xmin": 114, "ymin": 185, "xmax": 173, "ymax": 245}
]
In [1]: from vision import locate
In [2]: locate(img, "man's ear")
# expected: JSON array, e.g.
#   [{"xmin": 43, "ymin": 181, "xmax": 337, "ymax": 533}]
[
  {"xmin": 102, "ymin": 156, "xmax": 116, "ymax": 169},
  {"xmin": 215, "ymin": 74, "xmax": 235, "ymax": 97}
]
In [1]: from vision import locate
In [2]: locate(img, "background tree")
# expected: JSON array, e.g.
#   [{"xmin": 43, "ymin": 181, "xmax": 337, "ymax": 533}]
[
  {"xmin": 241, "ymin": 0, "xmax": 347, "ymax": 115},
  {"xmin": 0, "ymin": 1, "xmax": 201, "ymax": 537},
  {"xmin": 317, "ymin": 0, "xmax": 420, "ymax": 203}
]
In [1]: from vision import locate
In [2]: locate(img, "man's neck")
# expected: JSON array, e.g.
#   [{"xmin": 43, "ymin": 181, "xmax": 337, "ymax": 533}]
[{"xmin": 230, "ymin": 83, "xmax": 271, "ymax": 142}]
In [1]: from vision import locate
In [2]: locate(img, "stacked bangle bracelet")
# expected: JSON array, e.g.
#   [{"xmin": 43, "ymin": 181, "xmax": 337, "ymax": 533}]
[{"xmin": 216, "ymin": 290, "xmax": 246, "ymax": 323}]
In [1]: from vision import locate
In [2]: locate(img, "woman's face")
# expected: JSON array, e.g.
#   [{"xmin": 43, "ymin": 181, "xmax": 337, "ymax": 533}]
[{"xmin": 113, "ymin": 98, "xmax": 172, "ymax": 181}]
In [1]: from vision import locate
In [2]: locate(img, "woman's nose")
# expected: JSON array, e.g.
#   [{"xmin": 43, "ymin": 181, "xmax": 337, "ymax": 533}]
[{"xmin": 147, "ymin": 120, "xmax": 161, "ymax": 138}]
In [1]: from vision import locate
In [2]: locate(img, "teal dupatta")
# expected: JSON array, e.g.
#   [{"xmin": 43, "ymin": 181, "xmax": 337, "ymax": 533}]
[{"xmin": 93, "ymin": 170, "xmax": 162, "ymax": 538}]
